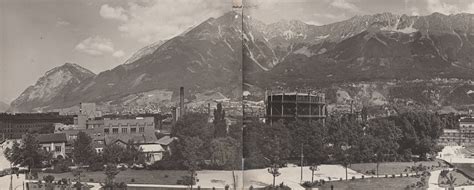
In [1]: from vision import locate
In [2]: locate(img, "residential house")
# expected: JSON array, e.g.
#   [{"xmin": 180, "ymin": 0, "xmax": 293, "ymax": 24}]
[{"xmin": 37, "ymin": 133, "xmax": 67, "ymax": 159}]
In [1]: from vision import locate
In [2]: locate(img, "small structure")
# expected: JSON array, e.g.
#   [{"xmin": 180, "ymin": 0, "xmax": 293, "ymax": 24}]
[
  {"xmin": 139, "ymin": 144, "xmax": 165, "ymax": 165},
  {"xmin": 156, "ymin": 135, "xmax": 176, "ymax": 152},
  {"xmin": 37, "ymin": 133, "xmax": 67, "ymax": 159}
]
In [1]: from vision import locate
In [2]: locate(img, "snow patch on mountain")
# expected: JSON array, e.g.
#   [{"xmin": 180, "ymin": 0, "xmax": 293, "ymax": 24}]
[{"xmin": 293, "ymin": 46, "xmax": 313, "ymax": 57}]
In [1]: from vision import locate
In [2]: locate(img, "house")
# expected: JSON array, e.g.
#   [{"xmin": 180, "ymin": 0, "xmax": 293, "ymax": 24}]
[
  {"xmin": 37, "ymin": 133, "xmax": 67, "ymax": 159},
  {"xmin": 156, "ymin": 135, "xmax": 176, "ymax": 152},
  {"xmin": 139, "ymin": 144, "xmax": 165, "ymax": 165}
]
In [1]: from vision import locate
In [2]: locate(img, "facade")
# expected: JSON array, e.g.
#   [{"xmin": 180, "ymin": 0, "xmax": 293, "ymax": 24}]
[
  {"xmin": 100, "ymin": 116, "xmax": 157, "ymax": 145},
  {"xmin": 0, "ymin": 113, "xmax": 73, "ymax": 139},
  {"xmin": 37, "ymin": 133, "xmax": 67, "ymax": 159},
  {"xmin": 265, "ymin": 91, "xmax": 326, "ymax": 124},
  {"xmin": 139, "ymin": 144, "xmax": 165, "ymax": 165},
  {"xmin": 438, "ymin": 117, "xmax": 474, "ymax": 146}
]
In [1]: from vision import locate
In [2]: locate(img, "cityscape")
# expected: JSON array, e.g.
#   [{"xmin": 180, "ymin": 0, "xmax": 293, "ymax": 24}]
[{"xmin": 3, "ymin": 0, "xmax": 474, "ymax": 190}]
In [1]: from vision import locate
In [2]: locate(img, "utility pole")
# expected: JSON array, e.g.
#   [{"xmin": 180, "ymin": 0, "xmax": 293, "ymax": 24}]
[{"xmin": 300, "ymin": 144, "xmax": 304, "ymax": 183}]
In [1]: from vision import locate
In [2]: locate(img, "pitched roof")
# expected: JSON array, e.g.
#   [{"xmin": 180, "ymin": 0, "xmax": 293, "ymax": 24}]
[
  {"xmin": 104, "ymin": 134, "xmax": 158, "ymax": 145},
  {"xmin": 460, "ymin": 117, "xmax": 474, "ymax": 123},
  {"xmin": 156, "ymin": 136, "xmax": 176, "ymax": 146},
  {"xmin": 37, "ymin": 133, "xmax": 67, "ymax": 143},
  {"xmin": 139, "ymin": 144, "xmax": 164, "ymax": 152}
]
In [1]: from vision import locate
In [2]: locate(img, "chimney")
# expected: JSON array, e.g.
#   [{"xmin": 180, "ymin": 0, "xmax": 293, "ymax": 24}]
[
  {"xmin": 208, "ymin": 103, "xmax": 211, "ymax": 117},
  {"xmin": 180, "ymin": 87, "xmax": 185, "ymax": 117}
]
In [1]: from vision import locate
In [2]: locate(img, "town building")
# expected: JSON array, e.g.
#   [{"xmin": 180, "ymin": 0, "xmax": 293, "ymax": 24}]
[
  {"xmin": 438, "ymin": 117, "xmax": 474, "ymax": 146},
  {"xmin": 99, "ymin": 116, "xmax": 157, "ymax": 145},
  {"xmin": 265, "ymin": 90, "xmax": 326, "ymax": 125},
  {"xmin": 139, "ymin": 144, "xmax": 165, "ymax": 165},
  {"xmin": 0, "ymin": 112, "xmax": 73, "ymax": 139},
  {"xmin": 37, "ymin": 133, "xmax": 67, "ymax": 159}
]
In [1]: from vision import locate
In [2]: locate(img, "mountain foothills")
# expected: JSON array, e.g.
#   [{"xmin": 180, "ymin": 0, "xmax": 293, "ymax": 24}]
[{"xmin": 9, "ymin": 11, "xmax": 474, "ymax": 113}]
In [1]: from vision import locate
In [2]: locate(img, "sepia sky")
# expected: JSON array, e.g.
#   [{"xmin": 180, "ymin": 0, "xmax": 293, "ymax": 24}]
[{"xmin": 1, "ymin": 0, "xmax": 474, "ymax": 103}]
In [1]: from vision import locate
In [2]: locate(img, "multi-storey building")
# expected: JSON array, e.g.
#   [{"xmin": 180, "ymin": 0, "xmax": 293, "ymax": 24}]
[
  {"xmin": 0, "ymin": 113, "xmax": 73, "ymax": 139},
  {"xmin": 438, "ymin": 117, "xmax": 474, "ymax": 145},
  {"xmin": 99, "ymin": 116, "xmax": 157, "ymax": 145},
  {"xmin": 265, "ymin": 90, "xmax": 326, "ymax": 125}
]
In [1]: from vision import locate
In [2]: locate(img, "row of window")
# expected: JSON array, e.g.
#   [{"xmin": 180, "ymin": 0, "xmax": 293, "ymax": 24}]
[
  {"xmin": 42, "ymin": 146, "xmax": 62, "ymax": 152},
  {"xmin": 104, "ymin": 127, "xmax": 145, "ymax": 134}
]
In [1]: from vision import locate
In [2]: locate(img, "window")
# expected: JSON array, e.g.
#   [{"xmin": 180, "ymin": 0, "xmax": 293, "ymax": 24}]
[
  {"xmin": 104, "ymin": 128, "xmax": 110, "ymax": 134},
  {"xmin": 122, "ymin": 128, "xmax": 128, "ymax": 133},
  {"xmin": 139, "ymin": 127, "xmax": 145, "ymax": 133},
  {"xmin": 55, "ymin": 146, "xmax": 61, "ymax": 152},
  {"xmin": 113, "ymin": 128, "xmax": 119, "ymax": 134},
  {"xmin": 131, "ymin": 128, "xmax": 136, "ymax": 133}
]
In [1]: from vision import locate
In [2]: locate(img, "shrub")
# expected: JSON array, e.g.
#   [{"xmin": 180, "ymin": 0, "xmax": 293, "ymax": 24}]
[
  {"xmin": 43, "ymin": 175, "xmax": 55, "ymax": 183},
  {"xmin": 351, "ymin": 176, "xmax": 356, "ymax": 180},
  {"xmin": 361, "ymin": 175, "xmax": 364, "ymax": 179},
  {"xmin": 385, "ymin": 175, "xmax": 388, "ymax": 178},
  {"xmin": 392, "ymin": 174, "xmax": 396, "ymax": 178},
  {"xmin": 131, "ymin": 178, "xmax": 135, "ymax": 182},
  {"xmin": 89, "ymin": 162, "xmax": 104, "ymax": 171},
  {"xmin": 89, "ymin": 178, "xmax": 94, "ymax": 182}
]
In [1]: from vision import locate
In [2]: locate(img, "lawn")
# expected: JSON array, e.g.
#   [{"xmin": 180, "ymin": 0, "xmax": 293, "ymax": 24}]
[
  {"xmin": 38, "ymin": 169, "xmax": 188, "ymax": 185},
  {"xmin": 350, "ymin": 160, "xmax": 446, "ymax": 176},
  {"xmin": 318, "ymin": 177, "xmax": 422, "ymax": 190},
  {"xmin": 452, "ymin": 163, "xmax": 474, "ymax": 179},
  {"xmin": 438, "ymin": 170, "xmax": 473, "ymax": 187}
]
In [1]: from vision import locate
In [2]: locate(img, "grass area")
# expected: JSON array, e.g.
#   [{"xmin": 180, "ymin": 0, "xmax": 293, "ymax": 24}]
[
  {"xmin": 438, "ymin": 170, "xmax": 473, "ymax": 187},
  {"xmin": 318, "ymin": 177, "xmax": 422, "ymax": 190},
  {"xmin": 350, "ymin": 160, "xmax": 445, "ymax": 175},
  {"xmin": 453, "ymin": 163, "xmax": 474, "ymax": 178},
  {"xmin": 38, "ymin": 169, "xmax": 188, "ymax": 185}
]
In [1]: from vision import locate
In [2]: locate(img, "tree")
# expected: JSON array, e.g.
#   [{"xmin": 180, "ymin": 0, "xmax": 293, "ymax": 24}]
[
  {"xmin": 72, "ymin": 131, "xmax": 96, "ymax": 165},
  {"xmin": 210, "ymin": 137, "xmax": 240, "ymax": 169},
  {"xmin": 4, "ymin": 133, "xmax": 50, "ymax": 171},
  {"xmin": 213, "ymin": 103, "xmax": 227, "ymax": 138},
  {"xmin": 309, "ymin": 163, "xmax": 319, "ymax": 183},
  {"xmin": 445, "ymin": 173, "xmax": 456, "ymax": 190},
  {"xmin": 102, "ymin": 143, "xmax": 126, "ymax": 164},
  {"xmin": 181, "ymin": 136, "xmax": 203, "ymax": 190},
  {"xmin": 267, "ymin": 164, "xmax": 281, "ymax": 188},
  {"xmin": 101, "ymin": 163, "xmax": 123, "ymax": 190}
]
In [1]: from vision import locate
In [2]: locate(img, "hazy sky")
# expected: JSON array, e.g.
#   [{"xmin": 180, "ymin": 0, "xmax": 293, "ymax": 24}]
[{"xmin": 1, "ymin": 0, "xmax": 474, "ymax": 103}]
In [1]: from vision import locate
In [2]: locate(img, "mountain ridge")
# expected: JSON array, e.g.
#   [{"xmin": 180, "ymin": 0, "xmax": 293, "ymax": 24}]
[{"xmin": 10, "ymin": 11, "xmax": 474, "ymax": 113}]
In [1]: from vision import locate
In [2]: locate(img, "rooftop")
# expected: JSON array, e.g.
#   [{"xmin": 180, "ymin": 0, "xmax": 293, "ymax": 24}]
[
  {"xmin": 37, "ymin": 133, "xmax": 67, "ymax": 143},
  {"xmin": 460, "ymin": 117, "xmax": 474, "ymax": 123}
]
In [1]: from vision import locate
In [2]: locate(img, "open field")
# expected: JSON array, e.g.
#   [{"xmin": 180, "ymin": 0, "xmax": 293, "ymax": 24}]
[
  {"xmin": 38, "ymin": 170, "xmax": 188, "ymax": 185},
  {"xmin": 350, "ymin": 161, "xmax": 445, "ymax": 175},
  {"xmin": 318, "ymin": 177, "xmax": 421, "ymax": 190},
  {"xmin": 438, "ymin": 170, "xmax": 473, "ymax": 187}
]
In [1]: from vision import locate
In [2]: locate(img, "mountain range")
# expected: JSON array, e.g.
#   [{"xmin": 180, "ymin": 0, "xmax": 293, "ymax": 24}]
[{"xmin": 9, "ymin": 11, "xmax": 474, "ymax": 113}]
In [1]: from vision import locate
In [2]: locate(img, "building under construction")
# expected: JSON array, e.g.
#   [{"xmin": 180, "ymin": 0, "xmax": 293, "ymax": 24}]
[{"xmin": 265, "ymin": 90, "xmax": 326, "ymax": 124}]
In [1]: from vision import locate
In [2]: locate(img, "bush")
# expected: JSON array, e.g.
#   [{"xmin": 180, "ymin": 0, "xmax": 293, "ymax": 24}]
[
  {"xmin": 131, "ymin": 178, "xmax": 135, "ymax": 182},
  {"xmin": 89, "ymin": 178, "xmax": 94, "ymax": 182},
  {"xmin": 351, "ymin": 176, "xmax": 356, "ymax": 180},
  {"xmin": 43, "ymin": 175, "xmax": 55, "ymax": 183},
  {"xmin": 89, "ymin": 162, "xmax": 104, "ymax": 171}
]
